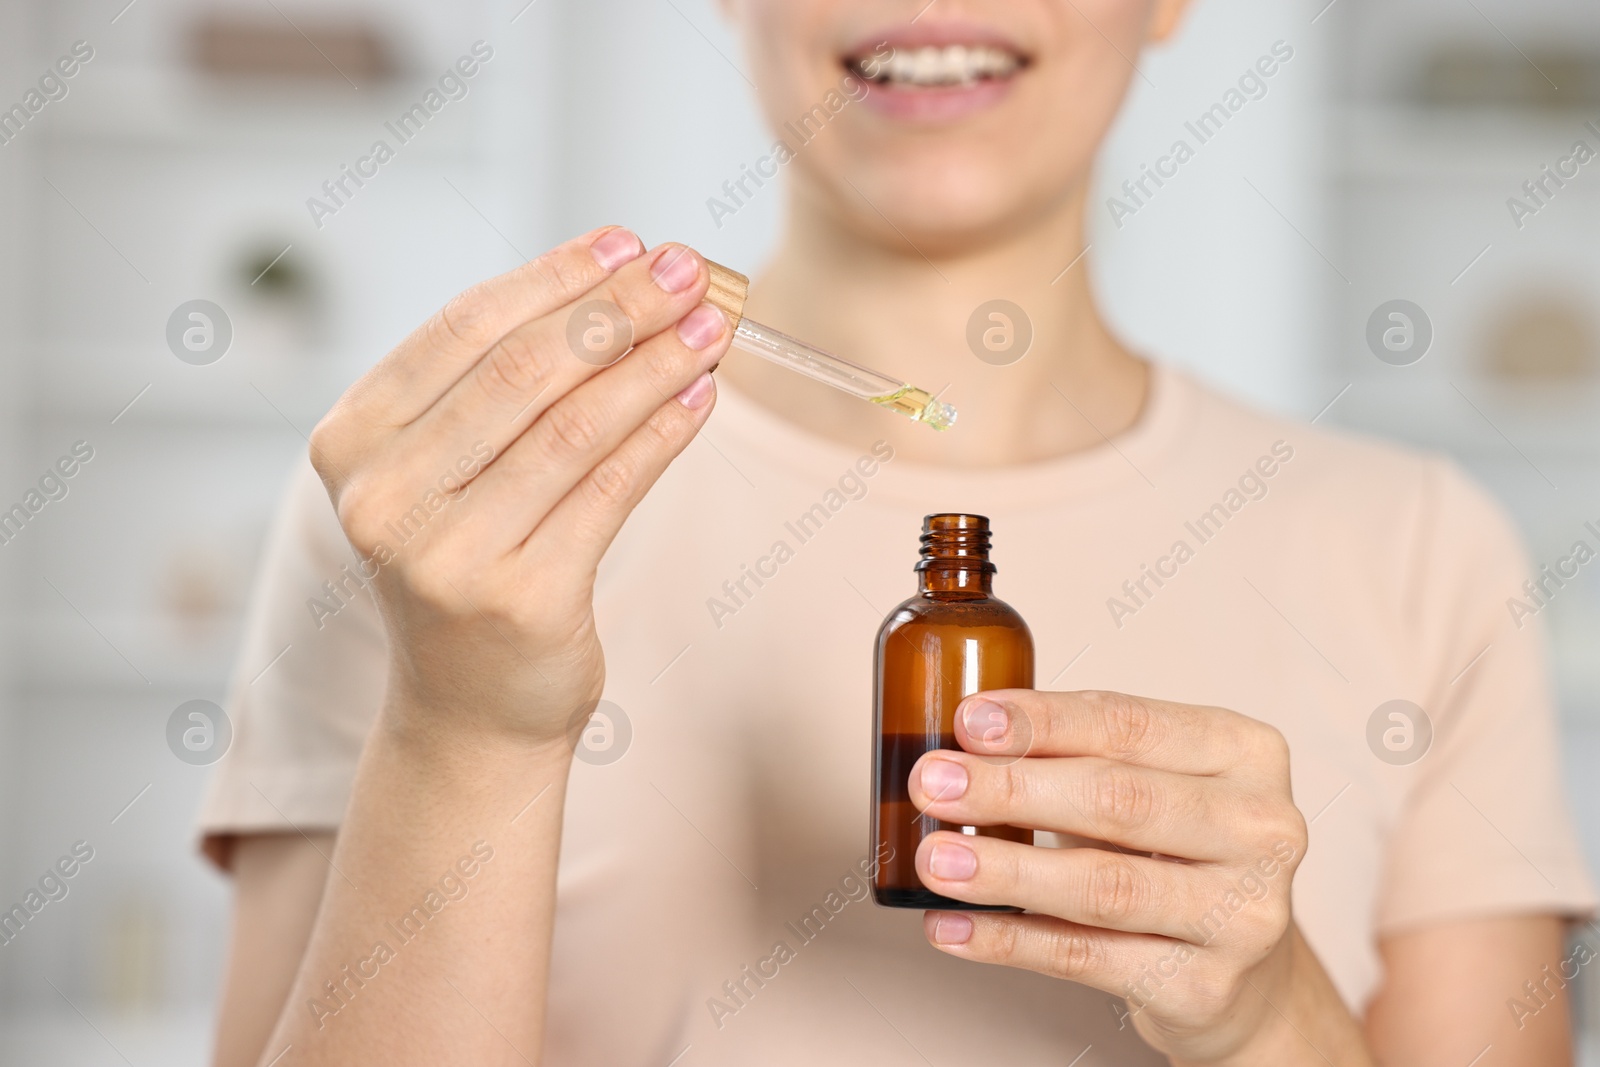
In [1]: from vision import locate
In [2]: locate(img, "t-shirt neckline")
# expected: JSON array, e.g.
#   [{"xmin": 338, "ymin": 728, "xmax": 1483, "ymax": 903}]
[{"xmin": 706, "ymin": 360, "xmax": 1198, "ymax": 510}]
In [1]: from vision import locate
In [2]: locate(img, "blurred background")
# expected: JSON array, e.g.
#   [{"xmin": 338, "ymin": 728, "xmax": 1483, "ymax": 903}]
[{"xmin": 0, "ymin": 0, "xmax": 1596, "ymax": 1061}]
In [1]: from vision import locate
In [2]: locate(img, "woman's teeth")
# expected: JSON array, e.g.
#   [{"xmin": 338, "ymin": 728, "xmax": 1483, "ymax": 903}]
[{"xmin": 856, "ymin": 45, "xmax": 1022, "ymax": 88}]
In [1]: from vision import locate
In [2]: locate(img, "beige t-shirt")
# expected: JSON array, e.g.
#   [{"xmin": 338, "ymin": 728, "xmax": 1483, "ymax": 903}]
[{"xmin": 199, "ymin": 365, "xmax": 1595, "ymax": 1065}]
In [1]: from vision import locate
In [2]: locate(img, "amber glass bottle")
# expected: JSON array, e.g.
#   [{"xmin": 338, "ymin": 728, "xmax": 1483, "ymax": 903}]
[{"xmin": 872, "ymin": 514, "xmax": 1032, "ymax": 910}]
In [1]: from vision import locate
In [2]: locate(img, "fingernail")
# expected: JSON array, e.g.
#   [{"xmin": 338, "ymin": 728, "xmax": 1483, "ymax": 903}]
[
  {"xmin": 677, "ymin": 304, "xmax": 726, "ymax": 351},
  {"xmin": 931, "ymin": 913, "xmax": 973, "ymax": 945},
  {"xmin": 928, "ymin": 842, "xmax": 977, "ymax": 881},
  {"xmin": 919, "ymin": 758, "xmax": 968, "ymax": 802},
  {"xmin": 651, "ymin": 246, "xmax": 700, "ymax": 293},
  {"xmin": 676, "ymin": 372, "xmax": 715, "ymax": 410},
  {"xmin": 962, "ymin": 699, "xmax": 1009, "ymax": 748},
  {"xmin": 590, "ymin": 228, "xmax": 642, "ymax": 271}
]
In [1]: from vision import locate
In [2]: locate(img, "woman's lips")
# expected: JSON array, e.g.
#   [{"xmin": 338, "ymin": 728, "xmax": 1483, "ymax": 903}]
[
  {"xmin": 856, "ymin": 76, "xmax": 1019, "ymax": 123},
  {"xmin": 843, "ymin": 23, "xmax": 1029, "ymax": 124}
]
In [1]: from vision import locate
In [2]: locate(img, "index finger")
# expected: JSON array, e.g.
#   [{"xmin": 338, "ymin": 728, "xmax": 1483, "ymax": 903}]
[{"xmin": 954, "ymin": 689, "xmax": 1281, "ymax": 779}]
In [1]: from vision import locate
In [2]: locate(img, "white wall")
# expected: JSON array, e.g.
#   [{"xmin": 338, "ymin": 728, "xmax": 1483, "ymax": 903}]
[{"xmin": 1093, "ymin": 0, "xmax": 1332, "ymax": 415}]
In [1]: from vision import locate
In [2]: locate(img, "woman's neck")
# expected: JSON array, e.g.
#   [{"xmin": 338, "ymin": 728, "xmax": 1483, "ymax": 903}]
[{"xmin": 717, "ymin": 180, "xmax": 1149, "ymax": 467}]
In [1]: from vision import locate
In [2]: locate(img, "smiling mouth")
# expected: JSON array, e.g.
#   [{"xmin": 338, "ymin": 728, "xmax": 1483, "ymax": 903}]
[{"xmin": 847, "ymin": 43, "xmax": 1028, "ymax": 90}]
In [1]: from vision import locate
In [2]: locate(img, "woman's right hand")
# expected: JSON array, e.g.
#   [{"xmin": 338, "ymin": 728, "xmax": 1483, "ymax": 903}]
[{"xmin": 307, "ymin": 227, "xmax": 728, "ymax": 750}]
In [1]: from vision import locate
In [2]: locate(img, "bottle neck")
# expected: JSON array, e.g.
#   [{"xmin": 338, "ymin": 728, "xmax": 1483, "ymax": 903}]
[
  {"xmin": 916, "ymin": 514, "xmax": 995, "ymax": 598},
  {"xmin": 918, "ymin": 564, "xmax": 993, "ymax": 597}
]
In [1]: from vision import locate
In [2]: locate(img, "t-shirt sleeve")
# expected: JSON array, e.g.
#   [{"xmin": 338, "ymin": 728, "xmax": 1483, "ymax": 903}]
[
  {"xmin": 195, "ymin": 455, "xmax": 388, "ymax": 871},
  {"xmin": 1376, "ymin": 457, "xmax": 1597, "ymax": 933}
]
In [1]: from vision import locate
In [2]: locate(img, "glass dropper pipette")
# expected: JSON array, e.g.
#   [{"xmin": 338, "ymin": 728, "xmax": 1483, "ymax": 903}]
[{"xmin": 703, "ymin": 260, "xmax": 957, "ymax": 431}]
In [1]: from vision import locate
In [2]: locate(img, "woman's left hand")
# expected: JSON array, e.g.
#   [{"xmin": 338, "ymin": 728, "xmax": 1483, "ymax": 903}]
[{"xmin": 907, "ymin": 689, "xmax": 1326, "ymax": 1065}]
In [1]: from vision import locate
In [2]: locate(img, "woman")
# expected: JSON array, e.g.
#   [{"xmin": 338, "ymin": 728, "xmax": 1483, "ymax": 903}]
[{"xmin": 200, "ymin": 1, "xmax": 1595, "ymax": 1064}]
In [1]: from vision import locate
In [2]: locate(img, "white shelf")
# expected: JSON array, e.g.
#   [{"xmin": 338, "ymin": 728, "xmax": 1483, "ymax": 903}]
[
  {"xmin": 8, "ymin": 609, "xmax": 244, "ymax": 695},
  {"xmin": 1333, "ymin": 103, "xmax": 1600, "ymax": 182},
  {"xmin": 27, "ymin": 341, "xmax": 357, "ymax": 430},
  {"xmin": 43, "ymin": 63, "xmax": 492, "ymax": 157},
  {"xmin": 0, "ymin": 1006, "xmax": 214, "ymax": 1066}
]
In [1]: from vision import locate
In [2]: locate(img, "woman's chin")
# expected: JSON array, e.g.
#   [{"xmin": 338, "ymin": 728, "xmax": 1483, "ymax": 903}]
[{"xmin": 823, "ymin": 167, "xmax": 1067, "ymax": 258}]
